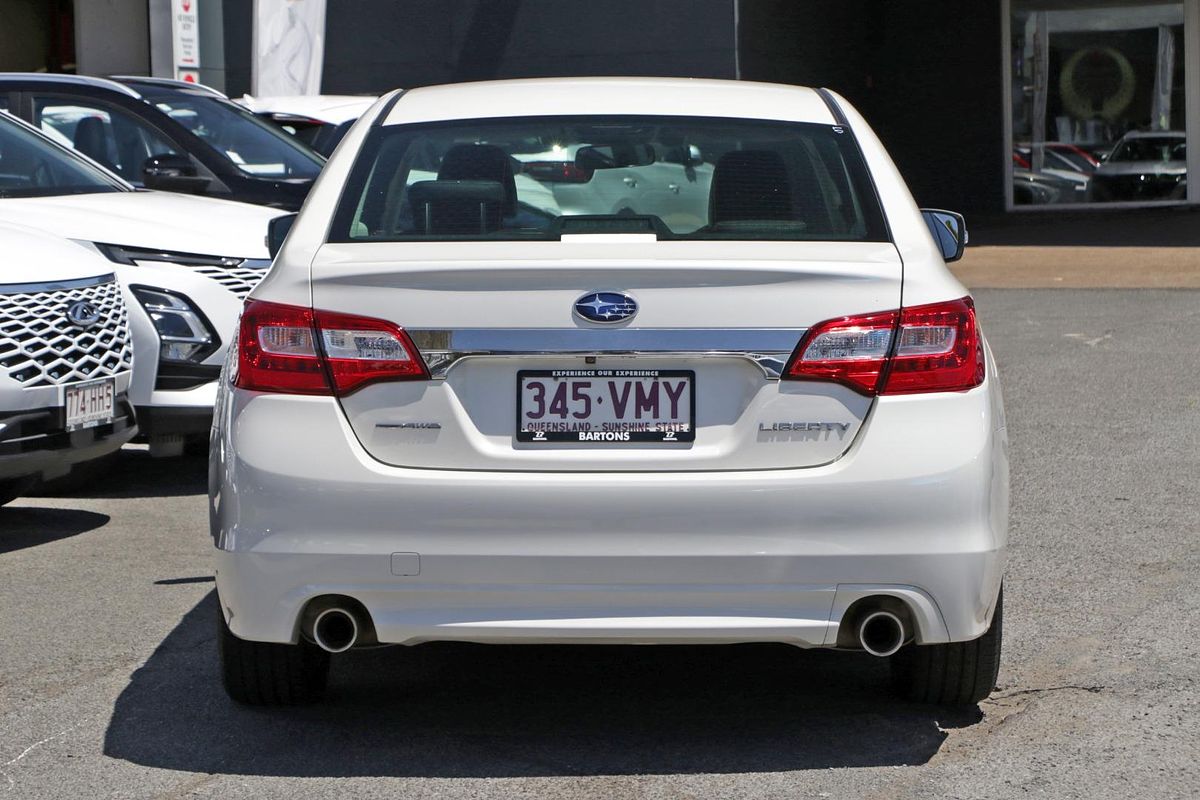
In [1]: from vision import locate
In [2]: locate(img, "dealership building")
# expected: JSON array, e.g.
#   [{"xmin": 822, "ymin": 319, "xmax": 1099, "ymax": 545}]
[{"xmin": 3, "ymin": 0, "xmax": 1197, "ymax": 228}]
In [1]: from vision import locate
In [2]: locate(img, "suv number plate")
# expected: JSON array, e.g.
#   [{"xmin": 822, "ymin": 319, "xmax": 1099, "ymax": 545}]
[
  {"xmin": 517, "ymin": 370, "xmax": 694, "ymax": 443},
  {"xmin": 64, "ymin": 378, "xmax": 115, "ymax": 432}
]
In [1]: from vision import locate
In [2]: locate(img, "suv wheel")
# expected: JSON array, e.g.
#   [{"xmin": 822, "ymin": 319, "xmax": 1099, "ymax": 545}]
[
  {"xmin": 890, "ymin": 587, "xmax": 1003, "ymax": 706},
  {"xmin": 217, "ymin": 600, "xmax": 330, "ymax": 705}
]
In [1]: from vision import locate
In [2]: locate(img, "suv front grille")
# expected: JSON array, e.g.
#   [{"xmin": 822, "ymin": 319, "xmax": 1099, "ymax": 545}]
[
  {"xmin": 189, "ymin": 263, "xmax": 269, "ymax": 298},
  {"xmin": 0, "ymin": 276, "xmax": 134, "ymax": 388}
]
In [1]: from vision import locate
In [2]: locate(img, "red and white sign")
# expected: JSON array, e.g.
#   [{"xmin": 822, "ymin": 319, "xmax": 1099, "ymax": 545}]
[{"xmin": 172, "ymin": 0, "xmax": 200, "ymax": 80}]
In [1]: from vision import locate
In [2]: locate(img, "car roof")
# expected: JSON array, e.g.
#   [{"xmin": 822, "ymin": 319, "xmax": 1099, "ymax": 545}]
[
  {"xmin": 0, "ymin": 73, "xmax": 141, "ymax": 98},
  {"xmin": 382, "ymin": 77, "xmax": 837, "ymax": 126},
  {"xmin": 109, "ymin": 75, "xmax": 228, "ymax": 98},
  {"xmin": 236, "ymin": 94, "xmax": 378, "ymax": 124},
  {"xmin": 1120, "ymin": 130, "xmax": 1186, "ymax": 140}
]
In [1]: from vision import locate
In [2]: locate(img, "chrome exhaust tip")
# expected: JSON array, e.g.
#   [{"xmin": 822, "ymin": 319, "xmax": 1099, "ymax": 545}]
[
  {"xmin": 311, "ymin": 608, "xmax": 359, "ymax": 653},
  {"xmin": 857, "ymin": 610, "xmax": 906, "ymax": 657}
]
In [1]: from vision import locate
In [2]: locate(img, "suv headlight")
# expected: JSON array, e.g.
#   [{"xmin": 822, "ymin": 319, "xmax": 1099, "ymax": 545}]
[
  {"xmin": 130, "ymin": 286, "xmax": 220, "ymax": 364},
  {"xmin": 95, "ymin": 243, "xmax": 247, "ymax": 268}
]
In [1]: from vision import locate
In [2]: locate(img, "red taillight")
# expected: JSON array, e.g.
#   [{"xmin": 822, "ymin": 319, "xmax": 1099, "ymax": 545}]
[
  {"xmin": 784, "ymin": 297, "xmax": 984, "ymax": 395},
  {"xmin": 314, "ymin": 308, "xmax": 429, "ymax": 394},
  {"xmin": 520, "ymin": 161, "xmax": 593, "ymax": 183},
  {"xmin": 883, "ymin": 297, "xmax": 984, "ymax": 394},
  {"xmin": 783, "ymin": 310, "xmax": 898, "ymax": 394},
  {"xmin": 235, "ymin": 300, "xmax": 428, "ymax": 396},
  {"xmin": 236, "ymin": 301, "xmax": 328, "ymax": 394}
]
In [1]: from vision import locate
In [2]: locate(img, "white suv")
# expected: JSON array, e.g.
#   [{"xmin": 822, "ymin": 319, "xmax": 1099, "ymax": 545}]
[
  {"xmin": 212, "ymin": 79, "xmax": 1008, "ymax": 707},
  {"xmin": 0, "ymin": 110, "xmax": 283, "ymax": 455},
  {"xmin": 0, "ymin": 222, "xmax": 136, "ymax": 504}
]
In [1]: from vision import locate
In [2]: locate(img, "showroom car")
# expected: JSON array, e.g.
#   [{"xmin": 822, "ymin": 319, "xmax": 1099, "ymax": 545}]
[
  {"xmin": 1089, "ymin": 130, "xmax": 1187, "ymax": 202},
  {"xmin": 236, "ymin": 94, "xmax": 378, "ymax": 157},
  {"xmin": 0, "ymin": 221, "xmax": 137, "ymax": 505},
  {"xmin": 0, "ymin": 109, "xmax": 284, "ymax": 456},
  {"xmin": 0, "ymin": 74, "xmax": 324, "ymax": 209},
  {"xmin": 211, "ymin": 77, "xmax": 1008, "ymax": 708}
]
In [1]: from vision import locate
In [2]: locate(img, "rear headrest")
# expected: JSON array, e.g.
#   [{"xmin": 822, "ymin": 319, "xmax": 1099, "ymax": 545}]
[
  {"xmin": 408, "ymin": 179, "xmax": 508, "ymax": 235},
  {"xmin": 438, "ymin": 144, "xmax": 517, "ymax": 215},
  {"xmin": 73, "ymin": 116, "xmax": 113, "ymax": 170},
  {"xmin": 709, "ymin": 150, "xmax": 792, "ymax": 225}
]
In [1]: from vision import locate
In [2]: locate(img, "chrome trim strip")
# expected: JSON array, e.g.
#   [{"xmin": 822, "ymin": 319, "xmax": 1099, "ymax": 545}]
[
  {"xmin": 407, "ymin": 328, "xmax": 806, "ymax": 379},
  {"xmin": 0, "ymin": 274, "xmax": 116, "ymax": 294}
]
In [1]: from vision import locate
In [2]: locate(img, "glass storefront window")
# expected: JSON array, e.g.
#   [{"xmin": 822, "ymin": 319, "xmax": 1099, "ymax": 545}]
[{"xmin": 1009, "ymin": 1, "xmax": 1187, "ymax": 206}]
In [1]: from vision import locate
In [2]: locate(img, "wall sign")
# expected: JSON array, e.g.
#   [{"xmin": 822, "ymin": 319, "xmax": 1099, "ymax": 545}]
[{"xmin": 172, "ymin": 0, "xmax": 200, "ymax": 80}]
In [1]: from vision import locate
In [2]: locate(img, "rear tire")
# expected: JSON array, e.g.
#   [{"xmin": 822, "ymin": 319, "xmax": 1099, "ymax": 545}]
[
  {"xmin": 890, "ymin": 586, "xmax": 1003, "ymax": 706},
  {"xmin": 217, "ymin": 600, "xmax": 330, "ymax": 706}
]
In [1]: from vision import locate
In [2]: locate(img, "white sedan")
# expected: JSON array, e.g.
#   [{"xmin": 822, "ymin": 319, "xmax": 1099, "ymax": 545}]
[{"xmin": 211, "ymin": 78, "xmax": 1008, "ymax": 707}]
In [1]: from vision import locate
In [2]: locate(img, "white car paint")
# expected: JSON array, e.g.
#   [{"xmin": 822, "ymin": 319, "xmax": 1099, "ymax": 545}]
[
  {"xmin": 235, "ymin": 95, "xmax": 378, "ymax": 125},
  {"xmin": 212, "ymin": 79, "xmax": 1008, "ymax": 704},
  {"xmin": 0, "ymin": 190, "xmax": 278, "ymax": 258},
  {"xmin": 0, "ymin": 222, "xmax": 136, "ymax": 490}
]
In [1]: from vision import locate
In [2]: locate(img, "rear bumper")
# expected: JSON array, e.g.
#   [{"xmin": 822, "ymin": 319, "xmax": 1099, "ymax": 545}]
[
  {"xmin": 212, "ymin": 379, "xmax": 1008, "ymax": 648},
  {"xmin": 0, "ymin": 397, "xmax": 137, "ymax": 481}
]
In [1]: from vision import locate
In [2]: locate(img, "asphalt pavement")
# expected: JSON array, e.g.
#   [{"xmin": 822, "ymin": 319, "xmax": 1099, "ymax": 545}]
[{"xmin": 1, "ymin": 288, "xmax": 1197, "ymax": 799}]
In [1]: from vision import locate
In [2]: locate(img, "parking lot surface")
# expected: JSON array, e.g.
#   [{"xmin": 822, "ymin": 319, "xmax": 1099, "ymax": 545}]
[{"xmin": 1, "ymin": 288, "xmax": 1197, "ymax": 799}]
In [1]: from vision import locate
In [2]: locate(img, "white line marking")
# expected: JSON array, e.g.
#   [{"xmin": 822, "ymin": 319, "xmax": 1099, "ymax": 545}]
[{"xmin": 1, "ymin": 724, "xmax": 78, "ymax": 791}]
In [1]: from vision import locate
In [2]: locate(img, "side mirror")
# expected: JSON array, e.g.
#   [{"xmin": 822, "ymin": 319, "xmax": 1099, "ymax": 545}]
[
  {"xmin": 142, "ymin": 153, "xmax": 210, "ymax": 193},
  {"xmin": 267, "ymin": 213, "xmax": 298, "ymax": 259},
  {"xmin": 920, "ymin": 208, "xmax": 967, "ymax": 263},
  {"xmin": 663, "ymin": 144, "xmax": 703, "ymax": 166}
]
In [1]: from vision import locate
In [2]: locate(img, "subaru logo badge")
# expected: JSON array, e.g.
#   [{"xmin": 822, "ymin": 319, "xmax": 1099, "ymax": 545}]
[
  {"xmin": 573, "ymin": 291, "xmax": 638, "ymax": 324},
  {"xmin": 65, "ymin": 300, "xmax": 102, "ymax": 330}
]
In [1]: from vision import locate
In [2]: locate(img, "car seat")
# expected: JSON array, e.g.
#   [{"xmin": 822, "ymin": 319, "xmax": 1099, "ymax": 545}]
[
  {"xmin": 73, "ymin": 116, "xmax": 117, "ymax": 172},
  {"xmin": 408, "ymin": 144, "xmax": 517, "ymax": 234},
  {"xmin": 708, "ymin": 150, "xmax": 793, "ymax": 227}
]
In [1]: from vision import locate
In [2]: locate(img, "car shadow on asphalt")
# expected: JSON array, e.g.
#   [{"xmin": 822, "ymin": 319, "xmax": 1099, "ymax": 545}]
[
  {"xmin": 104, "ymin": 591, "xmax": 981, "ymax": 777},
  {"xmin": 0, "ymin": 507, "xmax": 110, "ymax": 555},
  {"xmin": 28, "ymin": 447, "xmax": 207, "ymax": 500}
]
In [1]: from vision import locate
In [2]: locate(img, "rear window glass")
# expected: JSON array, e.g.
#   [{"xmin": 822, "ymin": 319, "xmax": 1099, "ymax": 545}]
[{"xmin": 330, "ymin": 115, "xmax": 888, "ymax": 243}]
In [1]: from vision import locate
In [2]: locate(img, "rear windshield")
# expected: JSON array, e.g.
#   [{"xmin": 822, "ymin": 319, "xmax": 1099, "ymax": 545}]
[{"xmin": 330, "ymin": 115, "xmax": 888, "ymax": 242}]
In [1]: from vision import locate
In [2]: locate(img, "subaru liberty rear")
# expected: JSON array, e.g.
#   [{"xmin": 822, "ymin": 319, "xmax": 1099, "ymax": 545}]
[{"xmin": 210, "ymin": 78, "xmax": 1008, "ymax": 707}]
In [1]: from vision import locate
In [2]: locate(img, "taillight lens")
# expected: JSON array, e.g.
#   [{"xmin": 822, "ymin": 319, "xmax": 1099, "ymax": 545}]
[
  {"xmin": 236, "ymin": 301, "xmax": 327, "ymax": 394},
  {"xmin": 235, "ymin": 300, "xmax": 428, "ymax": 396},
  {"xmin": 784, "ymin": 297, "xmax": 984, "ymax": 395},
  {"xmin": 314, "ymin": 309, "xmax": 428, "ymax": 394},
  {"xmin": 883, "ymin": 297, "xmax": 984, "ymax": 394},
  {"xmin": 784, "ymin": 310, "xmax": 898, "ymax": 394}
]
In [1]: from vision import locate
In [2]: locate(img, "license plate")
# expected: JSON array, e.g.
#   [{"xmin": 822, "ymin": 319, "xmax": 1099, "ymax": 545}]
[
  {"xmin": 517, "ymin": 369, "xmax": 694, "ymax": 443},
  {"xmin": 64, "ymin": 378, "xmax": 115, "ymax": 432}
]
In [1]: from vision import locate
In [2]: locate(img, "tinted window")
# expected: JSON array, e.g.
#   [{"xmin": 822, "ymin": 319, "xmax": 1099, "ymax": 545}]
[
  {"xmin": 0, "ymin": 112, "xmax": 126, "ymax": 198},
  {"xmin": 149, "ymin": 94, "xmax": 324, "ymax": 179},
  {"xmin": 330, "ymin": 116, "xmax": 887, "ymax": 243},
  {"xmin": 33, "ymin": 95, "xmax": 180, "ymax": 184}
]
